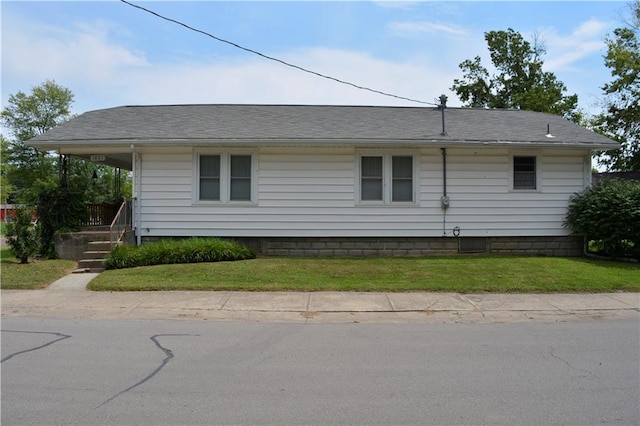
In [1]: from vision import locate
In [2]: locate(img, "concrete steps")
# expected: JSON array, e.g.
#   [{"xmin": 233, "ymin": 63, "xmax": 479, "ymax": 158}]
[{"xmin": 73, "ymin": 231, "xmax": 112, "ymax": 273}]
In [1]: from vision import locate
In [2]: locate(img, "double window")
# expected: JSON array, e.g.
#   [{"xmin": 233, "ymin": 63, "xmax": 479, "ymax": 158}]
[
  {"xmin": 197, "ymin": 153, "xmax": 254, "ymax": 203},
  {"xmin": 359, "ymin": 154, "xmax": 415, "ymax": 203}
]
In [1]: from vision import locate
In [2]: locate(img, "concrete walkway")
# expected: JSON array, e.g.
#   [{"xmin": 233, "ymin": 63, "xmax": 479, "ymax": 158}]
[
  {"xmin": 1, "ymin": 272, "xmax": 638, "ymax": 323},
  {"xmin": 47, "ymin": 273, "xmax": 101, "ymax": 291}
]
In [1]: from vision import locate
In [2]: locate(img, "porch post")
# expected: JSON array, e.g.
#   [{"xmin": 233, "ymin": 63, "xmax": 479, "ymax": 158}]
[
  {"xmin": 58, "ymin": 153, "xmax": 70, "ymax": 188},
  {"xmin": 132, "ymin": 145, "xmax": 142, "ymax": 246},
  {"xmin": 114, "ymin": 167, "xmax": 121, "ymax": 199}
]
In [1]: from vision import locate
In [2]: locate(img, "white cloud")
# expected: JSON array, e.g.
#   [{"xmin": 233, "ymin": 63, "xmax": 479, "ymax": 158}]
[
  {"xmin": 538, "ymin": 19, "xmax": 611, "ymax": 72},
  {"xmin": 372, "ymin": 1, "xmax": 420, "ymax": 10},
  {"xmin": 2, "ymin": 11, "xmax": 460, "ymax": 115},
  {"xmin": 2, "ymin": 16, "xmax": 148, "ymax": 86},
  {"xmin": 389, "ymin": 21, "xmax": 469, "ymax": 38},
  {"xmin": 4, "ymin": 5, "xmax": 611, "ymax": 121},
  {"xmin": 117, "ymin": 48, "xmax": 457, "ymax": 108}
]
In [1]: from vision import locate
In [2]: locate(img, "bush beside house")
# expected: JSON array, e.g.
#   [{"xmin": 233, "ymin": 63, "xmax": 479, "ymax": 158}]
[
  {"xmin": 104, "ymin": 237, "xmax": 256, "ymax": 270},
  {"xmin": 565, "ymin": 178, "xmax": 640, "ymax": 258},
  {"xmin": 5, "ymin": 209, "xmax": 38, "ymax": 264}
]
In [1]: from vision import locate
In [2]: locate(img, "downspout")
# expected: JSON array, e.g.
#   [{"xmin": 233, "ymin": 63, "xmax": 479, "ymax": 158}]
[
  {"xmin": 438, "ymin": 94, "xmax": 450, "ymax": 237},
  {"xmin": 441, "ymin": 147, "xmax": 448, "ymax": 199},
  {"xmin": 131, "ymin": 144, "xmax": 142, "ymax": 246},
  {"xmin": 441, "ymin": 148, "xmax": 449, "ymax": 236}
]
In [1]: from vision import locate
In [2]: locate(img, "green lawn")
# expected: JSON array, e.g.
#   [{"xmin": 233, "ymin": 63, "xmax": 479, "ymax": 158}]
[
  {"xmin": 88, "ymin": 256, "xmax": 640, "ymax": 293},
  {"xmin": 1, "ymin": 248, "xmax": 77, "ymax": 289}
]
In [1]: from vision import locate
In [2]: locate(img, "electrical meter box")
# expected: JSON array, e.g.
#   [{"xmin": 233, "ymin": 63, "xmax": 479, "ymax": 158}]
[{"xmin": 440, "ymin": 195, "xmax": 450, "ymax": 209}]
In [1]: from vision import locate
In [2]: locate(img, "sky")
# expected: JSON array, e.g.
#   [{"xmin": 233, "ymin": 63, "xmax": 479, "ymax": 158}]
[{"xmin": 0, "ymin": 0, "xmax": 631, "ymax": 126}]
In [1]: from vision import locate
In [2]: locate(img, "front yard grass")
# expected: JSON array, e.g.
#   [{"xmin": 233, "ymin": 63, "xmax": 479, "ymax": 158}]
[
  {"xmin": 88, "ymin": 256, "xmax": 640, "ymax": 293},
  {"xmin": 1, "ymin": 248, "xmax": 77, "ymax": 289}
]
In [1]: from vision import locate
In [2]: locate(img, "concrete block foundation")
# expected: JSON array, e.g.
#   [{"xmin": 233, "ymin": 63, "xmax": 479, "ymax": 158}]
[{"xmin": 141, "ymin": 236, "xmax": 585, "ymax": 257}]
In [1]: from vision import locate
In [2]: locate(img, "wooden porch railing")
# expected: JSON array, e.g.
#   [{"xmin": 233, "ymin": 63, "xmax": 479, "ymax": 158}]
[
  {"xmin": 81, "ymin": 201, "xmax": 132, "ymax": 248},
  {"xmin": 82, "ymin": 203, "xmax": 121, "ymax": 227}
]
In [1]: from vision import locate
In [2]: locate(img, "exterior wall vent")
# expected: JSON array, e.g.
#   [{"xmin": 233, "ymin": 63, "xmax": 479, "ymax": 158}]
[{"xmin": 458, "ymin": 237, "xmax": 488, "ymax": 253}]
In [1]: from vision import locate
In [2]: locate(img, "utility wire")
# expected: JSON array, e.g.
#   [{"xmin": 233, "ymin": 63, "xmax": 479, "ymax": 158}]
[{"xmin": 120, "ymin": 0, "xmax": 438, "ymax": 106}]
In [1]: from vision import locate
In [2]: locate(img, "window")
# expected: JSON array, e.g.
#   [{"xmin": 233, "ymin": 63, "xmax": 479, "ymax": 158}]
[
  {"xmin": 513, "ymin": 156, "xmax": 537, "ymax": 190},
  {"xmin": 196, "ymin": 152, "xmax": 254, "ymax": 203},
  {"xmin": 392, "ymin": 156, "xmax": 413, "ymax": 201},
  {"xmin": 230, "ymin": 155, "xmax": 252, "ymax": 201},
  {"xmin": 359, "ymin": 154, "xmax": 415, "ymax": 203},
  {"xmin": 199, "ymin": 155, "xmax": 221, "ymax": 200},
  {"xmin": 361, "ymin": 156, "xmax": 383, "ymax": 201}
]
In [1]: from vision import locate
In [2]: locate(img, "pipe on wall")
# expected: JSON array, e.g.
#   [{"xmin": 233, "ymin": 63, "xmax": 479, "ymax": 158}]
[
  {"xmin": 441, "ymin": 148, "xmax": 449, "ymax": 236},
  {"xmin": 440, "ymin": 147, "xmax": 450, "ymax": 210},
  {"xmin": 439, "ymin": 148, "xmax": 460, "ymax": 237},
  {"xmin": 441, "ymin": 148, "xmax": 448, "ymax": 199},
  {"xmin": 131, "ymin": 144, "xmax": 142, "ymax": 246}
]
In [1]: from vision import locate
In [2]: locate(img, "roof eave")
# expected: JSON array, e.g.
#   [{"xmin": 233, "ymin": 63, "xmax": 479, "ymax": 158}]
[{"xmin": 28, "ymin": 137, "xmax": 620, "ymax": 151}]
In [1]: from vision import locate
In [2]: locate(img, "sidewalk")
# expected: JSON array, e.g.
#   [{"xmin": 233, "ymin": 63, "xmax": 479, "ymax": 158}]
[{"xmin": 1, "ymin": 273, "xmax": 638, "ymax": 323}]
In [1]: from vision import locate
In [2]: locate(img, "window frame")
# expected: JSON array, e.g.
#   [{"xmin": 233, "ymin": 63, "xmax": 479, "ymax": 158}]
[
  {"xmin": 193, "ymin": 150, "xmax": 257, "ymax": 205},
  {"xmin": 356, "ymin": 151, "xmax": 419, "ymax": 205},
  {"xmin": 510, "ymin": 153, "xmax": 541, "ymax": 192}
]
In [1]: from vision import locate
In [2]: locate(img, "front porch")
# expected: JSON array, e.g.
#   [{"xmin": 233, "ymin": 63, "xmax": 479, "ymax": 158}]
[{"xmin": 55, "ymin": 200, "xmax": 134, "ymax": 272}]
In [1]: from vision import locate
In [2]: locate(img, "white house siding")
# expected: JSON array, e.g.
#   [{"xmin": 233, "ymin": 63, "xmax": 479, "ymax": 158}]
[
  {"xmin": 440, "ymin": 148, "xmax": 589, "ymax": 237},
  {"xmin": 137, "ymin": 146, "xmax": 590, "ymax": 239}
]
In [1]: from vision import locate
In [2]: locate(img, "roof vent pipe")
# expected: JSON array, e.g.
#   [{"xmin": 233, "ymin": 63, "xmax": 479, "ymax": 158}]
[
  {"xmin": 438, "ymin": 94, "xmax": 448, "ymax": 136},
  {"xmin": 545, "ymin": 123, "xmax": 556, "ymax": 138}
]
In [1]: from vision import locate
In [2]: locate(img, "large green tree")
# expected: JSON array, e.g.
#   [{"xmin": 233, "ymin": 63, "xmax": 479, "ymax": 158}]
[
  {"xmin": 2, "ymin": 80, "xmax": 131, "ymax": 257},
  {"xmin": 594, "ymin": 1, "xmax": 640, "ymax": 171},
  {"xmin": 1, "ymin": 80, "xmax": 74, "ymax": 199},
  {"xmin": 1, "ymin": 80, "xmax": 129, "ymax": 204},
  {"xmin": 451, "ymin": 28, "xmax": 580, "ymax": 121},
  {"xmin": 0, "ymin": 135, "xmax": 14, "ymax": 204}
]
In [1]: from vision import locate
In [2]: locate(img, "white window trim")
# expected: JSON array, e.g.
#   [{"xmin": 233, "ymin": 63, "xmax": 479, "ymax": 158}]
[
  {"xmin": 355, "ymin": 151, "xmax": 419, "ymax": 205},
  {"xmin": 193, "ymin": 149, "xmax": 258, "ymax": 205},
  {"xmin": 509, "ymin": 152, "xmax": 542, "ymax": 192}
]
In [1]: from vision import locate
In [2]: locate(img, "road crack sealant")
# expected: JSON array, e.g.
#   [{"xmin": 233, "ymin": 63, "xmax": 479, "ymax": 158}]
[
  {"xmin": 96, "ymin": 333, "xmax": 199, "ymax": 408},
  {"xmin": 1, "ymin": 330, "xmax": 71, "ymax": 363}
]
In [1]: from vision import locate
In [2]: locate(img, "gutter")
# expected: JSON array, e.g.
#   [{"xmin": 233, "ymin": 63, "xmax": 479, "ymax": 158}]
[{"xmin": 26, "ymin": 138, "xmax": 619, "ymax": 151}]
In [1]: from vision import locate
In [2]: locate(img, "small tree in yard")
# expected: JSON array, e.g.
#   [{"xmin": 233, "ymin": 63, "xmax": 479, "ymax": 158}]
[
  {"xmin": 33, "ymin": 180, "xmax": 86, "ymax": 258},
  {"xmin": 565, "ymin": 179, "xmax": 640, "ymax": 258},
  {"xmin": 5, "ymin": 209, "xmax": 38, "ymax": 264}
]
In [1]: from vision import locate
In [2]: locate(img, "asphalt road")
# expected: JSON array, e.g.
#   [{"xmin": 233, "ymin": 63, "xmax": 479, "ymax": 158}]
[{"xmin": 2, "ymin": 317, "xmax": 639, "ymax": 425}]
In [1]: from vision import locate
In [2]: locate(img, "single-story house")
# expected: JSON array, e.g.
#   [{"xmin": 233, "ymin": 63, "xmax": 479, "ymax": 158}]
[{"xmin": 27, "ymin": 103, "xmax": 619, "ymax": 256}]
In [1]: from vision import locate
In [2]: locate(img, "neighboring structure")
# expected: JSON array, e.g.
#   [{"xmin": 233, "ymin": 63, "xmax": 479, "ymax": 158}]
[
  {"xmin": 27, "ymin": 103, "xmax": 619, "ymax": 256},
  {"xmin": 592, "ymin": 171, "xmax": 640, "ymax": 186},
  {"xmin": 1, "ymin": 205, "xmax": 37, "ymax": 224},
  {"xmin": 0, "ymin": 205, "xmax": 16, "ymax": 222}
]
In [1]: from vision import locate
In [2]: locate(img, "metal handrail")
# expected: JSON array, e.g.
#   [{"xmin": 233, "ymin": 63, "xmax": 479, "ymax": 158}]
[{"xmin": 109, "ymin": 199, "xmax": 131, "ymax": 249}]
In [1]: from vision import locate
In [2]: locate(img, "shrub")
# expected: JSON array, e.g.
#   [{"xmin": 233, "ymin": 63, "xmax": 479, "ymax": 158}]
[
  {"xmin": 104, "ymin": 237, "xmax": 256, "ymax": 270},
  {"xmin": 32, "ymin": 180, "xmax": 85, "ymax": 258},
  {"xmin": 564, "ymin": 178, "xmax": 640, "ymax": 258},
  {"xmin": 5, "ymin": 209, "xmax": 38, "ymax": 264}
]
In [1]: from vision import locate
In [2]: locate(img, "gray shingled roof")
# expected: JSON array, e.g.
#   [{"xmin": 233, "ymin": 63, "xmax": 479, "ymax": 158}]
[{"xmin": 28, "ymin": 104, "xmax": 618, "ymax": 148}]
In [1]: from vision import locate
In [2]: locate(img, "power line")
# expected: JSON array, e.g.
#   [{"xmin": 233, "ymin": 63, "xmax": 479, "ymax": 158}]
[{"xmin": 120, "ymin": 0, "xmax": 438, "ymax": 106}]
